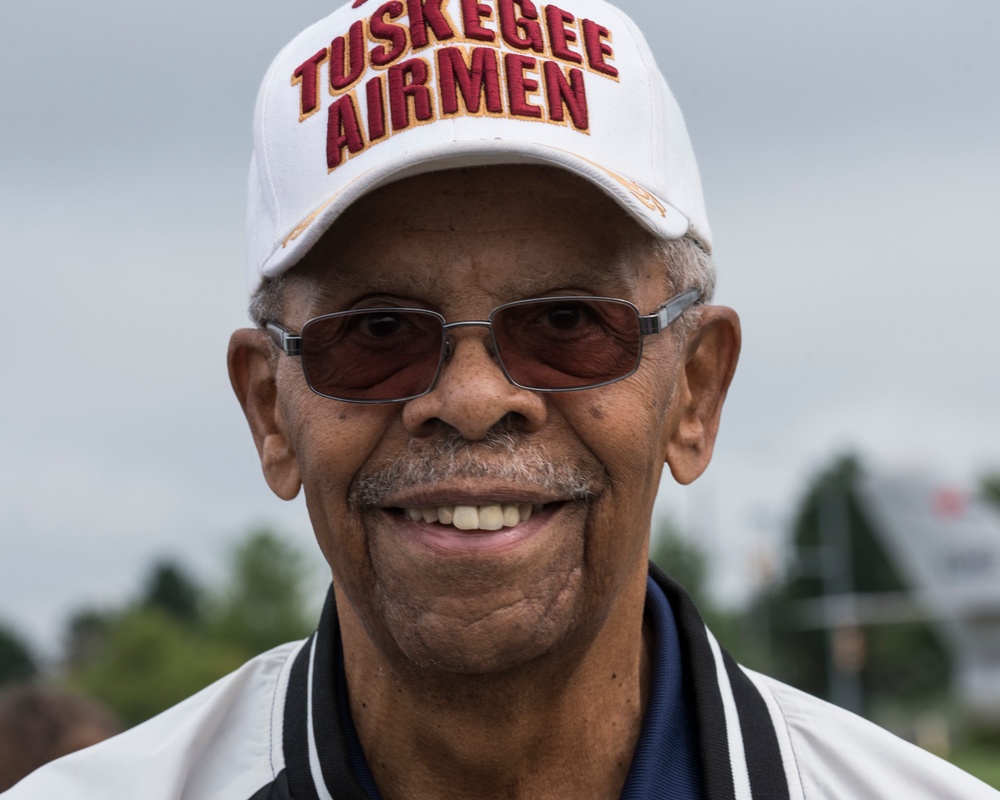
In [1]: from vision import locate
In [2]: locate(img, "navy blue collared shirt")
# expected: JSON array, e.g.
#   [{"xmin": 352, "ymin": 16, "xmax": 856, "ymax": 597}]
[{"xmin": 337, "ymin": 575, "xmax": 703, "ymax": 799}]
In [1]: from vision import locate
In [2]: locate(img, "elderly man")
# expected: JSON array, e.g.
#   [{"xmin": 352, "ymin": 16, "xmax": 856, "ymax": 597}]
[{"xmin": 4, "ymin": 0, "xmax": 998, "ymax": 798}]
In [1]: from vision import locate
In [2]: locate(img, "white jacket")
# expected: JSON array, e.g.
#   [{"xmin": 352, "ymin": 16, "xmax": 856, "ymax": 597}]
[{"xmin": 4, "ymin": 569, "xmax": 996, "ymax": 799}]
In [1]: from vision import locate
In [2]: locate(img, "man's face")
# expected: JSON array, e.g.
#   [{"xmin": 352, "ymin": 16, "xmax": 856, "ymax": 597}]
[{"xmin": 235, "ymin": 166, "xmax": 730, "ymax": 676}]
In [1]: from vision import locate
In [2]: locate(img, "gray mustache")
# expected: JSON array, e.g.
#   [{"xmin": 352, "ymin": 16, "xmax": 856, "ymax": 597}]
[{"xmin": 350, "ymin": 427, "xmax": 600, "ymax": 509}]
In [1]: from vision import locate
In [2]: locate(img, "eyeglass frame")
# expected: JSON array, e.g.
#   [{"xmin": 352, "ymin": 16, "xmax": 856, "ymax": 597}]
[{"xmin": 263, "ymin": 288, "xmax": 702, "ymax": 404}]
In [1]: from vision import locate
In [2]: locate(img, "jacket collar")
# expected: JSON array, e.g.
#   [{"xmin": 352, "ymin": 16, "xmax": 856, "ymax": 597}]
[{"xmin": 278, "ymin": 566, "xmax": 791, "ymax": 799}]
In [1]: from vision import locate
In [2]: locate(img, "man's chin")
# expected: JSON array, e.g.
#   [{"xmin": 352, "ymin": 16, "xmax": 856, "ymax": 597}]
[
  {"xmin": 375, "ymin": 562, "xmax": 585, "ymax": 676},
  {"xmin": 355, "ymin": 503, "xmax": 590, "ymax": 675}
]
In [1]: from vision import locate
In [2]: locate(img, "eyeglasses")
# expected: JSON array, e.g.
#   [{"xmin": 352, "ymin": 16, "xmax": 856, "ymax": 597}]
[{"xmin": 264, "ymin": 289, "xmax": 701, "ymax": 404}]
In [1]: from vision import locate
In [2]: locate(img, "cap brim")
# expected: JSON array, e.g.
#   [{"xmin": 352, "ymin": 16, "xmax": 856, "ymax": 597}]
[{"xmin": 261, "ymin": 139, "xmax": 693, "ymax": 282}]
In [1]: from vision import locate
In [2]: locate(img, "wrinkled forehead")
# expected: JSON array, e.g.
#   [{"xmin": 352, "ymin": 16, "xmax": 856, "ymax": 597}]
[{"xmin": 288, "ymin": 164, "xmax": 659, "ymax": 306}]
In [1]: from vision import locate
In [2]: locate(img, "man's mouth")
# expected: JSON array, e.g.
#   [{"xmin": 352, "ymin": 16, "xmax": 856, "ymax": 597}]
[{"xmin": 393, "ymin": 503, "xmax": 549, "ymax": 531}]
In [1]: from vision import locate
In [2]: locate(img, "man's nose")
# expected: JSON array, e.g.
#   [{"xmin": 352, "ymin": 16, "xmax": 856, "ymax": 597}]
[{"xmin": 401, "ymin": 331, "xmax": 547, "ymax": 440}]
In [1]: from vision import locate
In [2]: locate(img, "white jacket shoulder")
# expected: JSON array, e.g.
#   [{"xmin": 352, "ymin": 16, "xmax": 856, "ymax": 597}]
[{"xmin": 746, "ymin": 670, "xmax": 1000, "ymax": 799}]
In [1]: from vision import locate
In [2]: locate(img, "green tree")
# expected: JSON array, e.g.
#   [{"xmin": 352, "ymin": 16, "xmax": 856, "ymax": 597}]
[
  {"xmin": 64, "ymin": 528, "xmax": 316, "ymax": 727},
  {"xmin": 982, "ymin": 473, "xmax": 1000, "ymax": 510},
  {"xmin": 206, "ymin": 530, "xmax": 314, "ymax": 654},
  {"xmin": 140, "ymin": 560, "xmax": 202, "ymax": 625},
  {"xmin": 70, "ymin": 607, "xmax": 248, "ymax": 727},
  {"xmin": 0, "ymin": 622, "xmax": 36, "ymax": 686}
]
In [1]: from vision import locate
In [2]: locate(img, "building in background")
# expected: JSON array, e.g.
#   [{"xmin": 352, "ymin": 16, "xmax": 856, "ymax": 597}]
[
  {"xmin": 857, "ymin": 472, "xmax": 1000, "ymax": 725},
  {"xmin": 756, "ymin": 456, "xmax": 1000, "ymax": 739}
]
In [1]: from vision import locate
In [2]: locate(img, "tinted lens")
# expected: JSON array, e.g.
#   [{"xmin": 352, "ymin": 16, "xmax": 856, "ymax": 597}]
[
  {"xmin": 491, "ymin": 298, "xmax": 641, "ymax": 390},
  {"xmin": 300, "ymin": 309, "xmax": 444, "ymax": 401}
]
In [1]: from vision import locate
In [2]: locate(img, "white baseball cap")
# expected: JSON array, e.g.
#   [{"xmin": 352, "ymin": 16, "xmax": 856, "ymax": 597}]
[{"xmin": 247, "ymin": 0, "xmax": 711, "ymax": 292}]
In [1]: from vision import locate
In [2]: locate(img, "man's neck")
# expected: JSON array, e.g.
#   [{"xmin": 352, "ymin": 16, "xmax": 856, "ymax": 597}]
[{"xmin": 337, "ymin": 580, "xmax": 652, "ymax": 800}]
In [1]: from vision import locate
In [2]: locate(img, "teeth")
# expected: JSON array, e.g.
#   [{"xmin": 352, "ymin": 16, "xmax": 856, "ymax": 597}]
[
  {"xmin": 478, "ymin": 504, "xmax": 504, "ymax": 531},
  {"xmin": 453, "ymin": 505, "xmax": 479, "ymax": 531},
  {"xmin": 402, "ymin": 502, "xmax": 541, "ymax": 531}
]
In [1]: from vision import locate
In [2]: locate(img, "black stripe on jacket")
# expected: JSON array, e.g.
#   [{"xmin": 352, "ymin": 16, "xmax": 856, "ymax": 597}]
[{"xmin": 651, "ymin": 562, "xmax": 790, "ymax": 800}]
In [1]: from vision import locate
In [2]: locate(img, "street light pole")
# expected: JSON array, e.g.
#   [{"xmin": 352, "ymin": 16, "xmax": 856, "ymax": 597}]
[{"xmin": 819, "ymin": 477, "xmax": 865, "ymax": 714}]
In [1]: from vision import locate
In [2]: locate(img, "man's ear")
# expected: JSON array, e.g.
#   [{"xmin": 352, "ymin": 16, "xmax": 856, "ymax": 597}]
[
  {"xmin": 228, "ymin": 329, "xmax": 302, "ymax": 500},
  {"xmin": 664, "ymin": 306, "xmax": 741, "ymax": 485}
]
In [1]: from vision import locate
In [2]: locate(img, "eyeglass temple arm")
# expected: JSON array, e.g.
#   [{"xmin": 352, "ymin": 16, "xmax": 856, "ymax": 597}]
[
  {"xmin": 265, "ymin": 322, "xmax": 303, "ymax": 357},
  {"xmin": 638, "ymin": 289, "xmax": 702, "ymax": 336}
]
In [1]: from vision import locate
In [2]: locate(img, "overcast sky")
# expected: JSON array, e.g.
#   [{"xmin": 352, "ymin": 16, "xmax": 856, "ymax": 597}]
[{"xmin": 1, "ymin": 0, "xmax": 998, "ymax": 657}]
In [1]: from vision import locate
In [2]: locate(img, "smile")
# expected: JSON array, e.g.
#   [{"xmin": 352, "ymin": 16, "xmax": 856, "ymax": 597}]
[{"xmin": 395, "ymin": 503, "xmax": 548, "ymax": 531}]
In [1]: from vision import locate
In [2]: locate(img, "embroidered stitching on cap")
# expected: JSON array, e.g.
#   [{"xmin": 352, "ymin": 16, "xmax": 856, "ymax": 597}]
[
  {"xmin": 560, "ymin": 150, "xmax": 668, "ymax": 217},
  {"xmin": 288, "ymin": 0, "xmax": 617, "ymax": 172}
]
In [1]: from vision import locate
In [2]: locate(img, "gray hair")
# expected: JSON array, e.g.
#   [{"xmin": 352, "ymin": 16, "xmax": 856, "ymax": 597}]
[
  {"xmin": 653, "ymin": 234, "xmax": 717, "ymax": 303},
  {"xmin": 248, "ymin": 274, "xmax": 289, "ymax": 330},
  {"xmin": 350, "ymin": 423, "xmax": 601, "ymax": 510},
  {"xmin": 650, "ymin": 234, "xmax": 717, "ymax": 340},
  {"xmin": 248, "ymin": 233, "xmax": 717, "ymax": 338}
]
